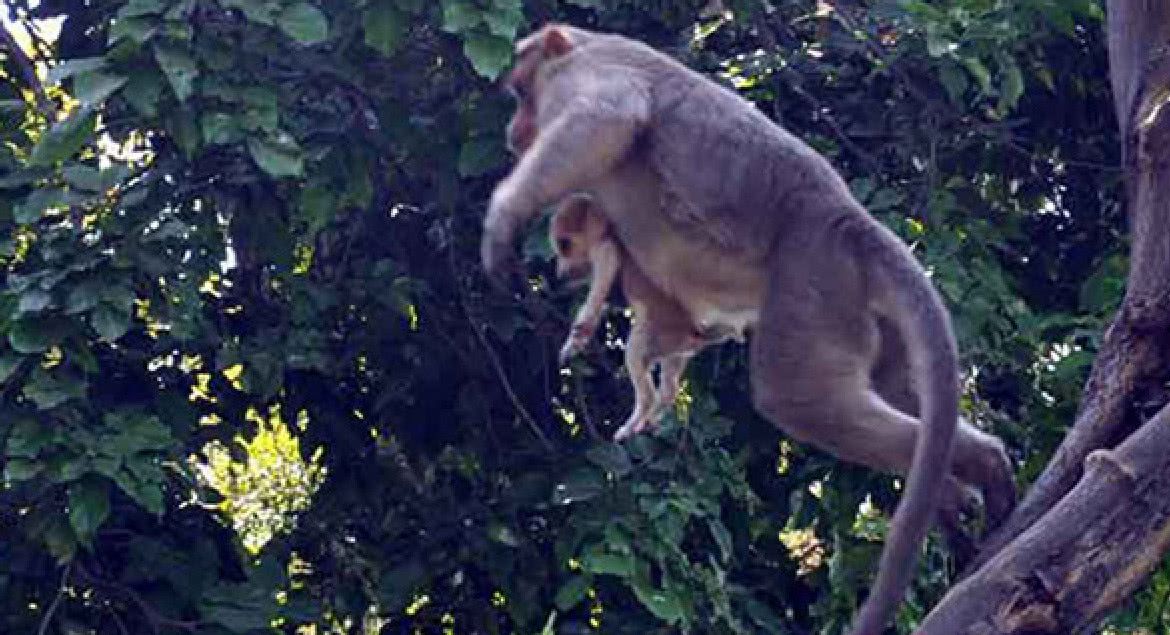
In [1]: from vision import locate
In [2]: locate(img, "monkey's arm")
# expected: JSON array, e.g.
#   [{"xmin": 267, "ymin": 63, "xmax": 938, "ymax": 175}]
[
  {"xmin": 483, "ymin": 75, "xmax": 651, "ymax": 276},
  {"xmin": 559, "ymin": 238, "xmax": 621, "ymax": 365}
]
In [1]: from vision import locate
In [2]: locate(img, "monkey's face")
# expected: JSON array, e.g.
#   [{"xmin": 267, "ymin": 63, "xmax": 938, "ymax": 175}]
[
  {"xmin": 504, "ymin": 26, "xmax": 577, "ymax": 155},
  {"xmin": 503, "ymin": 48, "xmax": 538, "ymax": 154},
  {"xmin": 550, "ymin": 228, "xmax": 592, "ymax": 282},
  {"xmin": 549, "ymin": 196, "xmax": 599, "ymax": 283}
]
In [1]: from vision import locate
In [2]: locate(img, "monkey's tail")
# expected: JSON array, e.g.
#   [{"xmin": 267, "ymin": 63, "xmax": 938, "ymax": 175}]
[{"xmin": 849, "ymin": 220, "xmax": 960, "ymax": 635}]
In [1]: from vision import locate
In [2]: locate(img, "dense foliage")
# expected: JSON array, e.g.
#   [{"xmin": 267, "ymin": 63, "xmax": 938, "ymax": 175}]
[{"xmin": 0, "ymin": 0, "xmax": 1158, "ymax": 633}]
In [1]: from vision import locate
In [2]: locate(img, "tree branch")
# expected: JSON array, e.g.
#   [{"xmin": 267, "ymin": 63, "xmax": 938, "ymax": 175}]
[
  {"xmin": 0, "ymin": 19, "xmax": 55, "ymax": 117},
  {"xmin": 920, "ymin": 402, "xmax": 1170, "ymax": 633},
  {"xmin": 968, "ymin": 0, "xmax": 1170, "ymax": 574},
  {"xmin": 36, "ymin": 561, "xmax": 72, "ymax": 635}
]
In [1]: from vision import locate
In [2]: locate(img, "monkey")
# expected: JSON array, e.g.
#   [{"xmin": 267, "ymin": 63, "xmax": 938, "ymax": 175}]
[
  {"xmin": 481, "ymin": 24, "xmax": 1016, "ymax": 634},
  {"xmin": 549, "ymin": 194, "xmax": 740, "ymax": 441}
]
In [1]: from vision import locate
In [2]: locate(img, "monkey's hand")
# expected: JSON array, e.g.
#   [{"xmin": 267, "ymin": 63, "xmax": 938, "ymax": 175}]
[
  {"xmin": 480, "ymin": 225, "xmax": 517, "ymax": 284},
  {"xmin": 557, "ymin": 320, "xmax": 596, "ymax": 365},
  {"xmin": 481, "ymin": 179, "xmax": 531, "ymax": 281}
]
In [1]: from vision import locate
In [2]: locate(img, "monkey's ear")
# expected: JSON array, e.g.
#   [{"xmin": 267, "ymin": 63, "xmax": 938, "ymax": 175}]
[{"xmin": 541, "ymin": 25, "xmax": 574, "ymax": 58}]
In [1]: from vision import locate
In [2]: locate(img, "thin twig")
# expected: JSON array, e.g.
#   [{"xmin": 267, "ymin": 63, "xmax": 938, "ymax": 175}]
[
  {"xmin": 119, "ymin": 582, "xmax": 200, "ymax": 633},
  {"xmin": 37, "ymin": 561, "xmax": 72, "ymax": 635},
  {"xmin": 445, "ymin": 237, "xmax": 554, "ymax": 452},
  {"xmin": 571, "ymin": 371, "xmax": 604, "ymax": 441},
  {"xmin": 753, "ymin": 13, "xmax": 885, "ymax": 176},
  {"xmin": 107, "ymin": 607, "xmax": 131, "ymax": 635},
  {"xmin": 74, "ymin": 563, "xmax": 200, "ymax": 634},
  {"xmin": 0, "ymin": 19, "xmax": 55, "ymax": 117},
  {"xmin": 465, "ymin": 302, "xmax": 555, "ymax": 451}
]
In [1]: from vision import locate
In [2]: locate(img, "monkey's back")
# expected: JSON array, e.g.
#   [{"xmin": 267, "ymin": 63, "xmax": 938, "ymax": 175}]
[{"xmin": 580, "ymin": 33, "xmax": 870, "ymax": 260}]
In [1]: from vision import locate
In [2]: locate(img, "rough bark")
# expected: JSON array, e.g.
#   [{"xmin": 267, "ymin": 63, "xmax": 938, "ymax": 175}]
[
  {"xmin": 920, "ymin": 2, "xmax": 1170, "ymax": 632},
  {"xmin": 970, "ymin": 1, "xmax": 1170, "ymax": 573},
  {"xmin": 919, "ymin": 404, "xmax": 1170, "ymax": 634}
]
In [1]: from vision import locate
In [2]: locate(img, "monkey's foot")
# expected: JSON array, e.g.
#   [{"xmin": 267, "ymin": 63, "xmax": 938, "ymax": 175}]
[
  {"xmin": 558, "ymin": 338, "xmax": 582, "ymax": 365},
  {"xmin": 613, "ymin": 412, "xmax": 656, "ymax": 442},
  {"xmin": 557, "ymin": 323, "xmax": 595, "ymax": 365},
  {"xmin": 982, "ymin": 450, "xmax": 1019, "ymax": 532}
]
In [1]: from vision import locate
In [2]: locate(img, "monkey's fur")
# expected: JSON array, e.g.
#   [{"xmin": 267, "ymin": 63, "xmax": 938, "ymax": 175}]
[
  {"xmin": 550, "ymin": 194, "xmax": 738, "ymax": 441},
  {"xmin": 483, "ymin": 24, "xmax": 1015, "ymax": 634}
]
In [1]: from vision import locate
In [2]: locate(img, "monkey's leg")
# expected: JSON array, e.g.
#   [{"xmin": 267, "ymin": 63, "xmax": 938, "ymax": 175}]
[
  {"xmin": 559, "ymin": 240, "xmax": 621, "ymax": 365},
  {"xmin": 614, "ymin": 320, "xmax": 657, "ymax": 441},
  {"xmin": 748, "ymin": 252, "xmax": 924, "ymax": 482},
  {"xmin": 657, "ymin": 354, "xmax": 688, "ymax": 408},
  {"xmin": 870, "ymin": 316, "xmax": 1016, "ymax": 530},
  {"xmin": 649, "ymin": 353, "xmax": 690, "ymax": 424}
]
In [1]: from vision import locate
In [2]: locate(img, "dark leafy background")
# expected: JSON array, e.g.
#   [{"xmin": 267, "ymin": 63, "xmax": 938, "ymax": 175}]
[{"xmin": 0, "ymin": 0, "xmax": 1157, "ymax": 633}]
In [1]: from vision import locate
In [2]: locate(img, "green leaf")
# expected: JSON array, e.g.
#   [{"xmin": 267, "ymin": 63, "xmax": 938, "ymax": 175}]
[
  {"xmin": 201, "ymin": 581, "xmax": 279, "ymax": 631},
  {"xmin": 46, "ymin": 455, "xmax": 89, "ymax": 485},
  {"xmin": 9, "ymin": 319, "xmax": 55, "ymax": 353},
  {"xmin": 707, "ymin": 518, "xmax": 733, "ymax": 563},
  {"xmin": 924, "ymin": 24, "xmax": 952, "ymax": 58},
  {"xmin": 247, "ymin": 132, "xmax": 305, "ymax": 178},
  {"xmin": 47, "ymin": 57, "xmax": 107, "ymax": 84},
  {"xmin": 442, "ymin": 0, "xmax": 482, "ymax": 32},
  {"xmin": 73, "ymin": 71, "xmax": 128, "ymax": 105},
  {"xmin": 29, "ymin": 107, "xmax": 98, "ymax": 166},
  {"xmin": 114, "ymin": 469, "xmax": 165, "ymax": 515},
  {"xmin": 462, "ymin": 31, "xmax": 512, "ymax": 80},
  {"xmin": 959, "ymin": 56, "xmax": 992, "ymax": 92},
  {"xmin": 118, "ymin": 0, "xmax": 165, "ymax": 18},
  {"xmin": 554, "ymin": 575, "xmax": 590, "ymax": 611},
  {"xmin": 377, "ymin": 559, "xmax": 428, "ymax": 611},
  {"xmin": 201, "ymin": 112, "xmax": 242, "ymax": 145},
  {"xmin": 24, "ymin": 370, "xmax": 87, "ymax": 410},
  {"xmin": 17, "ymin": 288, "xmax": 53, "ymax": 314},
  {"xmin": 278, "ymin": 2, "xmax": 329, "ymax": 44},
  {"xmin": 220, "ymin": 0, "xmax": 277, "ymax": 25},
  {"xmin": 92, "ymin": 301, "xmax": 132, "ymax": 342},
  {"xmin": 297, "ymin": 185, "xmax": 335, "ymax": 235},
  {"xmin": 998, "ymin": 59, "xmax": 1025, "ymax": 113},
  {"xmin": 153, "ymin": 44, "xmax": 199, "ymax": 102},
  {"xmin": 240, "ymin": 88, "xmax": 279, "ymax": 132},
  {"xmin": 42, "ymin": 517, "xmax": 78, "ymax": 562},
  {"xmin": 109, "ymin": 16, "xmax": 158, "ymax": 44},
  {"xmin": 61, "ymin": 164, "xmax": 103, "ymax": 191},
  {"xmin": 107, "ymin": 413, "xmax": 175, "ymax": 455},
  {"xmin": 69, "ymin": 476, "xmax": 111, "ymax": 543},
  {"xmin": 552, "ymin": 466, "xmax": 605, "ymax": 505},
  {"xmin": 338, "ymin": 150, "xmax": 373, "ymax": 208},
  {"xmin": 487, "ymin": 521, "xmax": 520, "ymax": 547},
  {"xmin": 14, "ymin": 187, "xmax": 65, "ymax": 223},
  {"xmin": 4, "ymin": 457, "xmax": 41, "ymax": 481},
  {"xmin": 482, "ymin": 0, "xmax": 523, "ymax": 39},
  {"xmin": 122, "ymin": 69, "xmax": 165, "ymax": 116},
  {"xmin": 585, "ymin": 443, "xmax": 633, "ymax": 477},
  {"xmin": 630, "ymin": 578, "xmax": 686, "ymax": 624},
  {"xmin": 5, "ymin": 419, "xmax": 51, "ymax": 458},
  {"xmin": 363, "ymin": 1, "xmax": 408, "ymax": 55},
  {"xmin": 0, "ymin": 168, "xmax": 48, "ymax": 189},
  {"xmin": 65, "ymin": 279, "xmax": 102, "ymax": 314},
  {"xmin": 457, "ymin": 136, "xmax": 503, "ymax": 177},
  {"xmin": 744, "ymin": 598, "xmax": 787, "ymax": 634},
  {"xmin": 0, "ymin": 354, "xmax": 24, "ymax": 383},
  {"xmin": 581, "ymin": 552, "xmax": 633, "ymax": 577},
  {"xmin": 938, "ymin": 60, "xmax": 968, "ymax": 105}
]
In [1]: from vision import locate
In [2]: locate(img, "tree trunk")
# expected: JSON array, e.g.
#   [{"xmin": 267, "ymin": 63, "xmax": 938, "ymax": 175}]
[{"xmin": 919, "ymin": 2, "xmax": 1170, "ymax": 632}]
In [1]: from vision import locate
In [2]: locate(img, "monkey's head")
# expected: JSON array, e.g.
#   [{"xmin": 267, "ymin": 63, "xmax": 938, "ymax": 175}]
[
  {"xmin": 549, "ymin": 195, "xmax": 607, "ymax": 282},
  {"xmin": 504, "ymin": 24, "xmax": 589, "ymax": 155}
]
